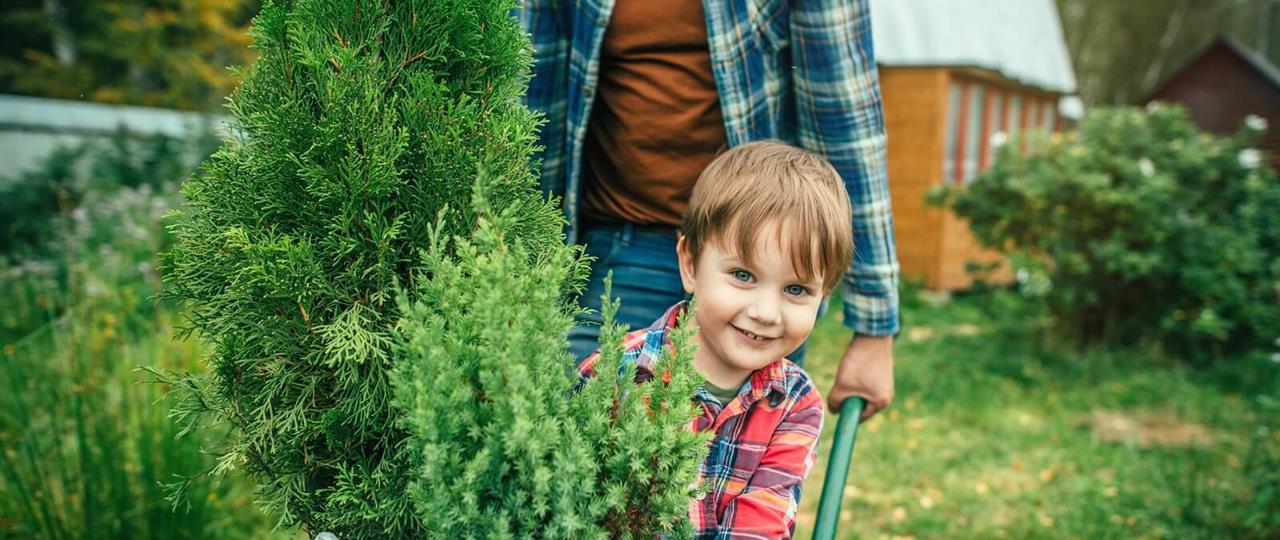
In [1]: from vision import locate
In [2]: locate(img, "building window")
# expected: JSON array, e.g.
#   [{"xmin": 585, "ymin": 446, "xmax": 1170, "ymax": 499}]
[
  {"xmin": 1027, "ymin": 98, "xmax": 1043, "ymax": 152},
  {"xmin": 986, "ymin": 90, "xmax": 1004, "ymax": 160},
  {"xmin": 963, "ymin": 85, "xmax": 985, "ymax": 183},
  {"xmin": 1009, "ymin": 94, "xmax": 1024, "ymax": 143},
  {"xmin": 1041, "ymin": 101, "xmax": 1057, "ymax": 135},
  {"xmin": 943, "ymin": 81, "xmax": 963, "ymax": 184}
]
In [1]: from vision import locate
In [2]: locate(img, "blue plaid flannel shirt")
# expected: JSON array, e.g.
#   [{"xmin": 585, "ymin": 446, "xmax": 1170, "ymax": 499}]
[{"xmin": 517, "ymin": 0, "xmax": 900, "ymax": 336}]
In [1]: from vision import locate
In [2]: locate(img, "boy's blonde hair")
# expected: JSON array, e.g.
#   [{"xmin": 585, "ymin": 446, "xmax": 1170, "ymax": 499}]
[{"xmin": 683, "ymin": 141, "xmax": 853, "ymax": 293}]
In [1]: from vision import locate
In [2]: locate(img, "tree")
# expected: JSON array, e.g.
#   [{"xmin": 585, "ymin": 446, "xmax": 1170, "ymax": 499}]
[{"xmin": 0, "ymin": 0, "xmax": 257, "ymax": 109}]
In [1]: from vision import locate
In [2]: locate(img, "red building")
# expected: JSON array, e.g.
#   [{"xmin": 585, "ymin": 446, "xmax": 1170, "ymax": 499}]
[{"xmin": 1145, "ymin": 37, "xmax": 1280, "ymax": 171}]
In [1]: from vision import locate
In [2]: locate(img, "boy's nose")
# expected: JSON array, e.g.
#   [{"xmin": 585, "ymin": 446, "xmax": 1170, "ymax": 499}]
[{"xmin": 746, "ymin": 293, "xmax": 782, "ymax": 326}]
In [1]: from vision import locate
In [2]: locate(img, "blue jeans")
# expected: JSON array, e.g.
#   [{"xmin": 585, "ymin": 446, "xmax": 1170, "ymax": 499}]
[{"xmin": 568, "ymin": 224, "xmax": 811, "ymax": 367}]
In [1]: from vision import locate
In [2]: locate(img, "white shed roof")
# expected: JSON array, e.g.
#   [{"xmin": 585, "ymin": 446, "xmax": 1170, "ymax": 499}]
[{"xmin": 870, "ymin": 0, "xmax": 1078, "ymax": 94}]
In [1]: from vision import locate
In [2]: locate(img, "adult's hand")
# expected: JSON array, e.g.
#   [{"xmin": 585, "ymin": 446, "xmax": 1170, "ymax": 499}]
[{"xmin": 825, "ymin": 334, "xmax": 894, "ymax": 420}]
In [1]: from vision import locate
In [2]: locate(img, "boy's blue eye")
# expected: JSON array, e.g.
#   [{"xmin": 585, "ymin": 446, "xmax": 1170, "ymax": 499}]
[
  {"xmin": 731, "ymin": 269, "xmax": 754, "ymax": 283},
  {"xmin": 785, "ymin": 284, "xmax": 811, "ymax": 296}
]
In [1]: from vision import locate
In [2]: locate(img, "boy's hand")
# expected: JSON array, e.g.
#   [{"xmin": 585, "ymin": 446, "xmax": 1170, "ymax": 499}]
[{"xmin": 826, "ymin": 334, "xmax": 894, "ymax": 420}]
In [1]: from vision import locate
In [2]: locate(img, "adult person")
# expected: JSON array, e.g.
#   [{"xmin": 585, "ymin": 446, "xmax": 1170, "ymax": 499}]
[{"xmin": 517, "ymin": 0, "xmax": 898, "ymax": 419}]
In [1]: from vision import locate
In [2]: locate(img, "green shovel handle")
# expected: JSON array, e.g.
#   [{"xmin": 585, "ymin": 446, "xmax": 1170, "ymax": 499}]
[{"xmin": 812, "ymin": 397, "xmax": 866, "ymax": 540}]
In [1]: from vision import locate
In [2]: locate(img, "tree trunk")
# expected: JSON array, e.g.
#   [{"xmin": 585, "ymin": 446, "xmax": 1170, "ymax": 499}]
[
  {"xmin": 1141, "ymin": 0, "xmax": 1189, "ymax": 96},
  {"xmin": 42, "ymin": 0, "xmax": 77, "ymax": 66}
]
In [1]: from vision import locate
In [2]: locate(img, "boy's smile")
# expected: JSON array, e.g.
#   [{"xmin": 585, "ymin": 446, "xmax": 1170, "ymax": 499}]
[{"xmin": 677, "ymin": 221, "xmax": 825, "ymax": 389}]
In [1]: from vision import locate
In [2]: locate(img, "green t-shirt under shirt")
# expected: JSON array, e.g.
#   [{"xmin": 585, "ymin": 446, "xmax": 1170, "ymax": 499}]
[{"xmin": 701, "ymin": 380, "xmax": 743, "ymax": 405}]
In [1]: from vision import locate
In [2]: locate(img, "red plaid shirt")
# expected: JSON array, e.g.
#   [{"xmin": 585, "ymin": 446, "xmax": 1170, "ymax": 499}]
[{"xmin": 579, "ymin": 302, "xmax": 824, "ymax": 539}]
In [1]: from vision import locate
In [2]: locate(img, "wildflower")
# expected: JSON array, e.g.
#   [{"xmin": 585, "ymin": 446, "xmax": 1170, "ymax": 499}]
[
  {"xmin": 990, "ymin": 131, "xmax": 1008, "ymax": 149},
  {"xmin": 1245, "ymin": 114, "xmax": 1268, "ymax": 132},
  {"xmin": 1138, "ymin": 157, "xmax": 1155, "ymax": 177},
  {"xmin": 1271, "ymin": 352, "xmax": 1280, "ymax": 364},
  {"xmin": 1239, "ymin": 148, "xmax": 1262, "ymax": 169}
]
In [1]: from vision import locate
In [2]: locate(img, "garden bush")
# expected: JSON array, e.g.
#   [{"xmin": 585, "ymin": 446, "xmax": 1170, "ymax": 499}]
[
  {"xmin": 936, "ymin": 105, "xmax": 1280, "ymax": 360},
  {"xmin": 158, "ymin": 0, "xmax": 708, "ymax": 537}
]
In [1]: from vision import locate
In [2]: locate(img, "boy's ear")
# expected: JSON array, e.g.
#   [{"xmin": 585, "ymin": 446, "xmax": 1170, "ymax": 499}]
[{"xmin": 676, "ymin": 234, "xmax": 697, "ymax": 295}]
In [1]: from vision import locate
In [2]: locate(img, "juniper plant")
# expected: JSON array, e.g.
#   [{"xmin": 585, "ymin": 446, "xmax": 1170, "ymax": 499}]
[{"xmin": 394, "ymin": 183, "xmax": 709, "ymax": 539}]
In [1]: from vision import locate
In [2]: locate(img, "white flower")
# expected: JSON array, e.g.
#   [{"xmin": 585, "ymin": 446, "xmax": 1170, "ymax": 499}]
[
  {"xmin": 1016, "ymin": 268, "xmax": 1030, "ymax": 284},
  {"xmin": 1272, "ymin": 352, "xmax": 1280, "ymax": 364},
  {"xmin": 1245, "ymin": 114, "xmax": 1268, "ymax": 132},
  {"xmin": 1239, "ymin": 148, "xmax": 1262, "ymax": 169},
  {"xmin": 990, "ymin": 131, "xmax": 1008, "ymax": 149},
  {"xmin": 1138, "ymin": 158, "xmax": 1155, "ymax": 177},
  {"xmin": 71, "ymin": 206, "xmax": 89, "ymax": 225},
  {"xmin": 315, "ymin": 534, "xmax": 339, "ymax": 540},
  {"xmin": 84, "ymin": 279, "xmax": 104, "ymax": 297},
  {"xmin": 1145, "ymin": 101, "xmax": 1163, "ymax": 113},
  {"xmin": 137, "ymin": 261, "xmax": 153, "ymax": 275}
]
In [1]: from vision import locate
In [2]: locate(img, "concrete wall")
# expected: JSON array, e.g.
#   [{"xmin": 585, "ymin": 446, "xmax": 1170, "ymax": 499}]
[{"xmin": 0, "ymin": 94, "xmax": 227, "ymax": 184}]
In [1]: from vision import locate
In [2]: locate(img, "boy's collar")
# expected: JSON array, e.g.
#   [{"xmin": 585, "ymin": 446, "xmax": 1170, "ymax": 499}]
[{"xmin": 642, "ymin": 300, "xmax": 789, "ymax": 402}]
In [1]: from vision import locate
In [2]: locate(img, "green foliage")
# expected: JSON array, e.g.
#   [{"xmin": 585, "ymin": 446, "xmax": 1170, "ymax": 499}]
[
  {"xmin": 795, "ymin": 293, "xmax": 1280, "ymax": 538},
  {"xmin": 935, "ymin": 105, "xmax": 1280, "ymax": 359},
  {"xmin": 393, "ymin": 185, "xmax": 709, "ymax": 539},
  {"xmin": 0, "ymin": 175, "xmax": 275, "ymax": 539},
  {"xmin": 1240, "ymin": 393, "xmax": 1280, "ymax": 537},
  {"xmin": 0, "ymin": 0, "xmax": 258, "ymax": 110},
  {"xmin": 159, "ymin": 0, "xmax": 578, "ymax": 536}
]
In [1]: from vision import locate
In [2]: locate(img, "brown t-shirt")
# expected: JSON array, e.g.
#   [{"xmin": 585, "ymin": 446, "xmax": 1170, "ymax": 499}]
[{"xmin": 581, "ymin": 0, "xmax": 728, "ymax": 226}]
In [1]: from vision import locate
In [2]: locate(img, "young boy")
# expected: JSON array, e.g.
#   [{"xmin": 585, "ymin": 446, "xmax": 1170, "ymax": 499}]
[{"xmin": 579, "ymin": 141, "xmax": 853, "ymax": 538}]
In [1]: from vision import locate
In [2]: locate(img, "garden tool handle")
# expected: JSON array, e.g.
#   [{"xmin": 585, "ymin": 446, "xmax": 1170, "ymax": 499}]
[{"xmin": 812, "ymin": 396, "xmax": 866, "ymax": 540}]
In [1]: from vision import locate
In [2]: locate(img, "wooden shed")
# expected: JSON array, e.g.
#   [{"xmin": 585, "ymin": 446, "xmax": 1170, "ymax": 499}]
[
  {"xmin": 870, "ymin": 0, "xmax": 1078, "ymax": 291},
  {"xmin": 1145, "ymin": 37, "xmax": 1280, "ymax": 172}
]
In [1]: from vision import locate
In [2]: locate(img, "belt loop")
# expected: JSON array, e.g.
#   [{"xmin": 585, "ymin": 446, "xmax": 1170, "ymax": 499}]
[{"xmin": 620, "ymin": 222, "xmax": 634, "ymax": 247}]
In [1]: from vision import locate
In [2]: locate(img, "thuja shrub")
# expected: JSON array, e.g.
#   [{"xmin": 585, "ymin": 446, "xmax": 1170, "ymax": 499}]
[
  {"xmin": 160, "ymin": 0, "xmax": 568, "ymax": 535},
  {"xmin": 936, "ymin": 105, "xmax": 1280, "ymax": 360},
  {"xmin": 393, "ymin": 185, "xmax": 709, "ymax": 538}
]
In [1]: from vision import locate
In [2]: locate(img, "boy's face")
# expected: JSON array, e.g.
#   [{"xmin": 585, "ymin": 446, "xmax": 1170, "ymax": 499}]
[{"xmin": 677, "ymin": 221, "xmax": 825, "ymax": 388}]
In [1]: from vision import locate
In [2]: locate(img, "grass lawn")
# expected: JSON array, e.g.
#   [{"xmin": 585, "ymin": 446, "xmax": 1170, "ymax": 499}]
[{"xmin": 792, "ymin": 290, "xmax": 1280, "ymax": 539}]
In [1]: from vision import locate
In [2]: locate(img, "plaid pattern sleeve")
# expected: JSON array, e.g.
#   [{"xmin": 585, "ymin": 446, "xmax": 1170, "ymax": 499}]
[
  {"xmin": 790, "ymin": 0, "xmax": 900, "ymax": 336},
  {"xmin": 516, "ymin": 0, "xmax": 571, "ymax": 198}
]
